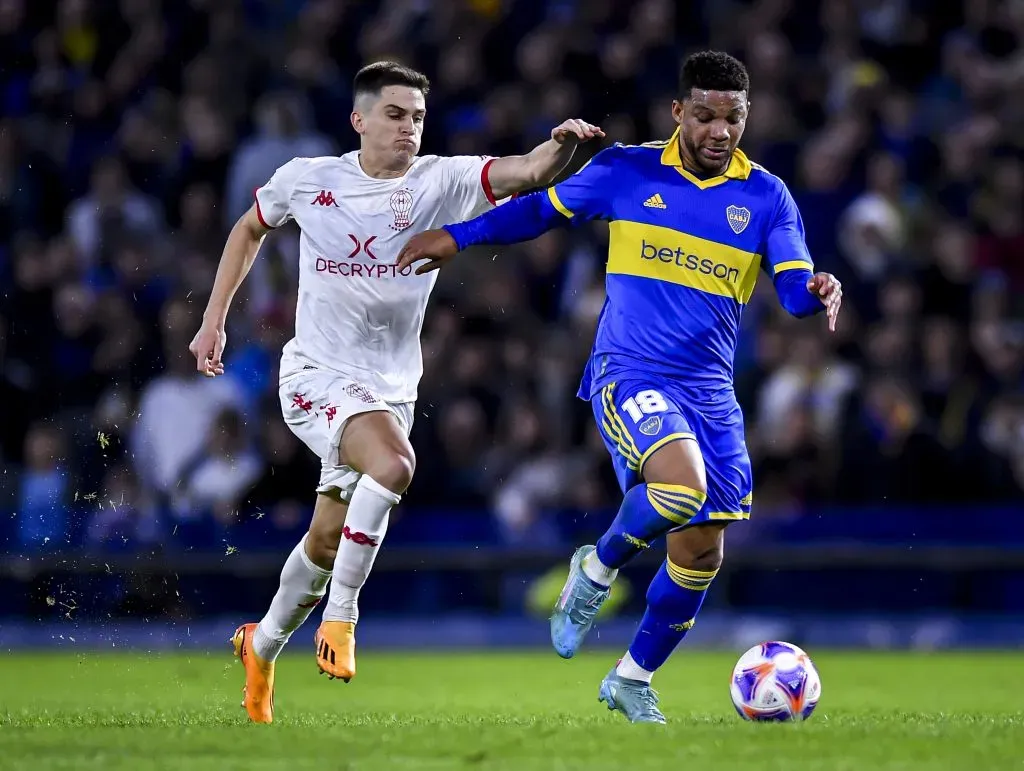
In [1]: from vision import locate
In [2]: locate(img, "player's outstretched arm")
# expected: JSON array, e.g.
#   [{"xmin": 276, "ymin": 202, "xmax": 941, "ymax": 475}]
[
  {"xmin": 189, "ymin": 205, "xmax": 269, "ymax": 376},
  {"xmin": 486, "ymin": 119, "xmax": 604, "ymax": 199},
  {"xmin": 395, "ymin": 190, "xmax": 566, "ymax": 275},
  {"xmin": 398, "ymin": 143, "xmax": 620, "ymax": 275}
]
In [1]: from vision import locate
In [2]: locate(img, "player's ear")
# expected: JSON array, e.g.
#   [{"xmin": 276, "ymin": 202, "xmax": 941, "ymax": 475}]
[
  {"xmin": 350, "ymin": 110, "xmax": 364, "ymax": 135},
  {"xmin": 671, "ymin": 99, "xmax": 685, "ymax": 124}
]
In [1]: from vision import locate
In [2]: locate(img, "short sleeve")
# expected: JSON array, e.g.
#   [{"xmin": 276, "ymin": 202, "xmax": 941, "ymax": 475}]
[
  {"xmin": 546, "ymin": 146, "xmax": 619, "ymax": 222},
  {"xmin": 765, "ymin": 182, "xmax": 814, "ymax": 278},
  {"xmin": 441, "ymin": 155, "xmax": 498, "ymax": 222},
  {"xmin": 254, "ymin": 158, "xmax": 314, "ymax": 229}
]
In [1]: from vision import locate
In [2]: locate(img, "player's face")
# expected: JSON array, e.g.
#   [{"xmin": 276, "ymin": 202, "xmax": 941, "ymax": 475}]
[
  {"xmin": 352, "ymin": 86, "xmax": 426, "ymax": 167},
  {"xmin": 674, "ymin": 89, "xmax": 748, "ymax": 175}
]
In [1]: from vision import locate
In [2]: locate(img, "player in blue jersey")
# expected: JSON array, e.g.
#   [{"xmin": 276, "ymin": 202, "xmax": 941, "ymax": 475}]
[{"xmin": 396, "ymin": 51, "xmax": 842, "ymax": 723}]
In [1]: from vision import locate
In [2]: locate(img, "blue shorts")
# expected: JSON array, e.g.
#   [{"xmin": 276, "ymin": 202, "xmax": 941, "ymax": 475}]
[{"xmin": 591, "ymin": 377, "xmax": 753, "ymax": 527}]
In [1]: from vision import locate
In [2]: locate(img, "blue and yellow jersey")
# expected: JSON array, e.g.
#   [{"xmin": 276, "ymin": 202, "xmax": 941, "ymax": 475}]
[{"xmin": 543, "ymin": 129, "xmax": 817, "ymax": 404}]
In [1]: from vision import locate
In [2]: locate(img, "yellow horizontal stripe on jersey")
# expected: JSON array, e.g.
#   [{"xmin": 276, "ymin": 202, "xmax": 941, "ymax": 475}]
[
  {"xmin": 773, "ymin": 259, "xmax": 814, "ymax": 276},
  {"xmin": 607, "ymin": 220, "xmax": 761, "ymax": 303}
]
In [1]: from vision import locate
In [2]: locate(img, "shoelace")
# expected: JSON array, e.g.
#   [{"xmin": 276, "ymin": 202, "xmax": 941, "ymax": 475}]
[
  {"xmin": 565, "ymin": 578, "xmax": 608, "ymax": 624},
  {"xmin": 622, "ymin": 682, "xmax": 661, "ymax": 717}
]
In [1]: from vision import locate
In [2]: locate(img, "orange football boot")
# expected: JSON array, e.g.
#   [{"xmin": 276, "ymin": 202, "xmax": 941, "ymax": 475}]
[
  {"xmin": 231, "ymin": 623, "xmax": 275, "ymax": 723},
  {"xmin": 314, "ymin": 621, "xmax": 357, "ymax": 681}
]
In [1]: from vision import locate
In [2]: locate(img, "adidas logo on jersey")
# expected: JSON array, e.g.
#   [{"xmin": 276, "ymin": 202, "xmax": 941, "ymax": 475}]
[{"xmin": 643, "ymin": 193, "xmax": 667, "ymax": 209}]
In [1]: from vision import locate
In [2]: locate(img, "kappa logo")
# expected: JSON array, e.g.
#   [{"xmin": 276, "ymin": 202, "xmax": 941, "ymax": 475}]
[
  {"xmin": 726, "ymin": 204, "xmax": 751, "ymax": 234},
  {"xmin": 311, "ymin": 189, "xmax": 339, "ymax": 207}
]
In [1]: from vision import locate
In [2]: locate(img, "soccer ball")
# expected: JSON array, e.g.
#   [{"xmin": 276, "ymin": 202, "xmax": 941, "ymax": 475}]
[{"xmin": 729, "ymin": 641, "xmax": 821, "ymax": 722}]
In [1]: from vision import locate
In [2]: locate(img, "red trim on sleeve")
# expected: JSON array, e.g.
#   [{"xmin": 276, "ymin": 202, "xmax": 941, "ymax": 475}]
[
  {"xmin": 253, "ymin": 187, "xmax": 274, "ymax": 229},
  {"xmin": 480, "ymin": 158, "xmax": 497, "ymax": 205}
]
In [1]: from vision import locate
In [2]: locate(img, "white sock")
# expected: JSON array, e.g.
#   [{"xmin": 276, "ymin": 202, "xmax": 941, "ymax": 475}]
[
  {"xmin": 616, "ymin": 651, "xmax": 654, "ymax": 683},
  {"xmin": 582, "ymin": 550, "xmax": 618, "ymax": 587},
  {"xmin": 322, "ymin": 475, "xmax": 399, "ymax": 624},
  {"xmin": 253, "ymin": 533, "xmax": 332, "ymax": 661}
]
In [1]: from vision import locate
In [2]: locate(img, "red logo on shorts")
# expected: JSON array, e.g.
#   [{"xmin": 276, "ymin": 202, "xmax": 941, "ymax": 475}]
[
  {"xmin": 322, "ymin": 404, "xmax": 338, "ymax": 427},
  {"xmin": 342, "ymin": 526, "xmax": 378, "ymax": 547},
  {"xmin": 292, "ymin": 393, "xmax": 313, "ymax": 413}
]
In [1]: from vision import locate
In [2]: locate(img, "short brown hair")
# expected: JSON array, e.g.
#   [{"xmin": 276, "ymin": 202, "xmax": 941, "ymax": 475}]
[{"xmin": 353, "ymin": 61, "xmax": 430, "ymax": 98}]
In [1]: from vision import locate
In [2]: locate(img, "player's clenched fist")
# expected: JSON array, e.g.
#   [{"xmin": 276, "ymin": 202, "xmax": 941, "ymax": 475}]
[
  {"xmin": 806, "ymin": 273, "xmax": 842, "ymax": 332},
  {"xmin": 396, "ymin": 229, "xmax": 460, "ymax": 276},
  {"xmin": 551, "ymin": 119, "xmax": 605, "ymax": 145},
  {"xmin": 189, "ymin": 323, "xmax": 227, "ymax": 377}
]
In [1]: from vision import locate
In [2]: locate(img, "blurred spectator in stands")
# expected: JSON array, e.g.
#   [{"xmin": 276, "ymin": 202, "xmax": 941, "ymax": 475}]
[{"xmin": 15, "ymin": 422, "xmax": 70, "ymax": 550}]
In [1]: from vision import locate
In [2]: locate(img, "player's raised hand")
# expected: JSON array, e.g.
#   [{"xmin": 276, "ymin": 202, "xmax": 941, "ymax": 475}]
[
  {"xmin": 189, "ymin": 323, "xmax": 227, "ymax": 377},
  {"xmin": 551, "ymin": 119, "xmax": 605, "ymax": 146},
  {"xmin": 806, "ymin": 273, "xmax": 842, "ymax": 332},
  {"xmin": 396, "ymin": 229, "xmax": 460, "ymax": 275}
]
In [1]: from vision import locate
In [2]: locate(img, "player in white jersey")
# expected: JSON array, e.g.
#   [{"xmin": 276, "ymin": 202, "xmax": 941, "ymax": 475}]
[{"xmin": 188, "ymin": 61, "xmax": 602, "ymax": 723}]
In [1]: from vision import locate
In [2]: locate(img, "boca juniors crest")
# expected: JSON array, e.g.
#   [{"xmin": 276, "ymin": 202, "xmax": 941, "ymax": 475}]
[
  {"xmin": 726, "ymin": 205, "xmax": 751, "ymax": 235},
  {"xmin": 638, "ymin": 415, "xmax": 662, "ymax": 436}
]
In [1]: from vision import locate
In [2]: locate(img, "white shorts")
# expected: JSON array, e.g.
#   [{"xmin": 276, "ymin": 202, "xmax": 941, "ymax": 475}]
[{"xmin": 278, "ymin": 367, "xmax": 414, "ymax": 502}]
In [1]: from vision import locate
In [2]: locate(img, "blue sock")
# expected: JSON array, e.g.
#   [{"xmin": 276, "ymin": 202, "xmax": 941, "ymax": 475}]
[
  {"xmin": 595, "ymin": 483, "xmax": 706, "ymax": 569},
  {"xmin": 626, "ymin": 559, "xmax": 718, "ymax": 673}
]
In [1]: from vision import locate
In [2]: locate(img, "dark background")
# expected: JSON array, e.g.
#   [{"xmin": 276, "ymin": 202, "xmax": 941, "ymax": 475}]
[{"xmin": 1, "ymin": 0, "xmax": 1022, "ymax": 651}]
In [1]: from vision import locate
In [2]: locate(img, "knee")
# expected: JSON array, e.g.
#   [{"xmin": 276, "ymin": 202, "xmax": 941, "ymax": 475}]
[
  {"xmin": 305, "ymin": 524, "xmax": 339, "ymax": 569},
  {"xmin": 685, "ymin": 544, "xmax": 724, "ymax": 574},
  {"xmin": 364, "ymin": 449, "xmax": 416, "ymax": 494},
  {"xmin": 666, "ymin": 526, "xmax": 726, "ymax": 574}
]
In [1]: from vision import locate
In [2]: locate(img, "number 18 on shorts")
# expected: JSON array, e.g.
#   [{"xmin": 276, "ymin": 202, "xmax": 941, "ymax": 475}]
[{"xmin": 591, "ymin": 379, "xmax": 753, "ymax": 526}]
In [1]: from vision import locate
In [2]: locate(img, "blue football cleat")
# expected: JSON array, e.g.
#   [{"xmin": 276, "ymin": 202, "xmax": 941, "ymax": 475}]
[
  {"xmin": 598, "ymin": 668, "xmax": 666, "ymax": 724},
  {"xmin": 550, "ymin": 545, "xmax": 610, "ymax": 659}
]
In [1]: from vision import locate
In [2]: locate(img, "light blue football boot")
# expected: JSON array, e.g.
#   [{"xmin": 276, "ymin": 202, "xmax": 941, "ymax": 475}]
[
  {"xmin": 598, "ymin": 667, "xmax": 666, "ymax": 724},
  {"xmin": 549, "ymin": 545, "xmax": 610, "ymax": 659}
]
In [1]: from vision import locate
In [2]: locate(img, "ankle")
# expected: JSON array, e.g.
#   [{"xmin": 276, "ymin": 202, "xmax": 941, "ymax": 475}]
[{"xmin": 582, "ymin": 550, "xmax": 618, "ymax": 587}]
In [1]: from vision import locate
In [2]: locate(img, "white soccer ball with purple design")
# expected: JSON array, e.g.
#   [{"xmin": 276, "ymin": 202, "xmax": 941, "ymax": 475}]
[{"xmin": 730, "ymin": 641, "xmax": 822, "ymax": 721}]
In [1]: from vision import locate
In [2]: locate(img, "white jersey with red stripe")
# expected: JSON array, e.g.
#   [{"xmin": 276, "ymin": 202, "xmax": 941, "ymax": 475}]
[{"xmin": 255, "ymin": 151, "xmax": 497, "ymax": 403}]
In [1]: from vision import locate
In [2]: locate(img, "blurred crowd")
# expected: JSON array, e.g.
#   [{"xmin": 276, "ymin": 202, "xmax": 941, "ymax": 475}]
[{"xmin": 1, "ymin": 0, "xmax": 1023, "ymax": 556}]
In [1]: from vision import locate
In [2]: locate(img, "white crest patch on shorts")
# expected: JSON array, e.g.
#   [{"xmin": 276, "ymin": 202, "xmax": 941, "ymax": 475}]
[
  {"xmin": 345, "ymin": 383, "xmax": 381, "ymax": 405},
  {"xmin": 639, "ymin": 415, "xmax": 662, "ymax": 436}
]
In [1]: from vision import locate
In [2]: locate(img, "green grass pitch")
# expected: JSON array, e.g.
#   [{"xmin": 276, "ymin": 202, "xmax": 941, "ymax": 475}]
[{"xmin": 0, "ymin": 650, "xmax": 1021, "ymax": 769}]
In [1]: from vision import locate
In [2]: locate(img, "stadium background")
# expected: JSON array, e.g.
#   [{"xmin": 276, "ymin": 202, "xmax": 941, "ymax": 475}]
[{"xmin": 1, "ymin": 0, "xmax": 1022, "ymax": 655}]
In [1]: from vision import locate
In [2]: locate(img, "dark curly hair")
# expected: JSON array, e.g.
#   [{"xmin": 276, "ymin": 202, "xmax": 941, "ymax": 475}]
[{"xmin": 679, "ymin": 51, "xmax": 750, "ymax": 98}]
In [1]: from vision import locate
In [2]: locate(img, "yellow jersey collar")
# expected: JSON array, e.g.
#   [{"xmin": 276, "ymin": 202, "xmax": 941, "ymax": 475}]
[{"xmin": 660, "ymin": 127, "xmax": 751, "ymax": 188}]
